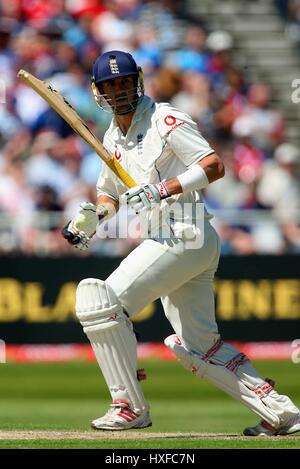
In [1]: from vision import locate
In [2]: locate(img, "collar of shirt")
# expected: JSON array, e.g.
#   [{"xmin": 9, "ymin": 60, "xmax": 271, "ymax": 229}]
[{"xmin": 111, "ymin": 95, "xmax": 154, "ymax": 132}]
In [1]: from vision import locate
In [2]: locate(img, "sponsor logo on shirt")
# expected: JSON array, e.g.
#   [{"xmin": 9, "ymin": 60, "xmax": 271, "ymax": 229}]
[
  {"xmin": 164, "ymin": 115, "xmax": 176, "ymax": 126},
  {"xmin": 164, "ymin": 115, "xmax": 184, "ymax": 135},
  {"xmin": 167, "ymin": 121, "xmax": 184, "ymax": 135}
]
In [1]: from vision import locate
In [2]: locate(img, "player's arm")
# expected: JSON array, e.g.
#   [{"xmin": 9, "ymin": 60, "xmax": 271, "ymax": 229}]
[
  {"xmin": 163, "ymin": 152, "xmax": 225, "ymax": 196},
  {"xmin": 121, "ymin": 106, "xmax": 225, "ymax": 213},
  {"xmin": 96, "ymin": 194, "xmax": 119, "ymax": 211},
  {"xmin": 62, "ymin": 144, "xmax": 121, "ymax": 250},
  {"xmin": 121, "ymin": 152, "xmax": 224, "ymax": 214}
]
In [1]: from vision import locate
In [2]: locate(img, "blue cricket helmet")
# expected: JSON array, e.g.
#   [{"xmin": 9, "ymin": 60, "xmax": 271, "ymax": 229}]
[
  {"xmin": 92, "ymin": 50, "xmax": 139, "ymax": 85},
  {"xmin": 91, "ymin": 50, "xmax": 144, "ymax": 115}
]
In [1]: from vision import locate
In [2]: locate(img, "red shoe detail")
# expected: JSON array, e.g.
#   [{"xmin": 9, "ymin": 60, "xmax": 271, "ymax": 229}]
[{"xmin": 118, "ymin": 407, "xmax": 138, "ymax": 422}]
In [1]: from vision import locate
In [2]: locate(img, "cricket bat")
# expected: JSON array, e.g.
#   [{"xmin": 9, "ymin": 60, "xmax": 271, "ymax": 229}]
[{"xmin": 17, "ymin": 69, "xmax": 136, "ymax": 188}]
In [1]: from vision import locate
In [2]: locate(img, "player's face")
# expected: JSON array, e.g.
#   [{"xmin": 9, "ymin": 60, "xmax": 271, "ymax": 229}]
[{"xmin": 100, "ymin": 75, "xmax": 138, "ymax": 115}]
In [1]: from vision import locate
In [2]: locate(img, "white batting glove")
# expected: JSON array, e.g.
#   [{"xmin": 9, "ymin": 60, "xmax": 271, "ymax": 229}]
[
  {"xmin": 121, "ymin": 182, "xmax": 170, "ymax": 214},
  {"xmin": 62, "ymin": 202, "xmax": 98, "ymax": 251}
]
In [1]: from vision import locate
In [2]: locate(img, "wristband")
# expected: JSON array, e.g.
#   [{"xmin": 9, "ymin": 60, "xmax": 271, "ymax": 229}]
[
  {"xmin": 177, "ymin": 164, "xmax": 209, "ymax": 193},
  {"xmin": 154, "ymin": 182, "xmax": 170, "ymax": 200}
]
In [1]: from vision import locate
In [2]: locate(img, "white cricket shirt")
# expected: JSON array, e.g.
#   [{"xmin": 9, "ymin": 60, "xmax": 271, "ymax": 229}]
[{"xmin": 96, "ymin": 95, "xmax": 215, "ymax": 238}]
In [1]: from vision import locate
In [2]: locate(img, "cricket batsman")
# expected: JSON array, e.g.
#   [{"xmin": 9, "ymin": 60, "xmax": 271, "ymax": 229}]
[{"xmin": 62, "ymin": 50, "xmax": 300, "ymax": 436}]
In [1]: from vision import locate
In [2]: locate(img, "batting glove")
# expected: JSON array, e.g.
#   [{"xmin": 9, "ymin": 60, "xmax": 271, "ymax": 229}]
[
  {"xmin": 121, "ymin": 182, "xmax": 170, "ymax": 214},
  {"xmin": 62, "ymin": 202, "xmax": 99, "ymax": 251}
]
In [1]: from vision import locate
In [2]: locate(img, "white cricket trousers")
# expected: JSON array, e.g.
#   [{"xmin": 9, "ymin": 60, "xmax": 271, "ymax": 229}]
[
  {"xmin": 105, "ymin": 219, "xmax": 300, "ymax": 427},
  {"xmin": 106, "ymin": 219, "xmax": 221, "ymax": 354}
]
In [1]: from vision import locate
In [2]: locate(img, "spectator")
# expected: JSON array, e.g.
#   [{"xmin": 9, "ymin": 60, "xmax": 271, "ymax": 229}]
[
  {"xmin": 131, "ymin": 25, "xmax": 163, "ymax": 74},
  {"xmin": 206, "ymin": 30, "xmax": 235, "ymax": 98},
  {"xmin": 170, "ymin": 71, "xmax": 211, "ymax": 126},
  {"xmin": 165, "ymin": 25, "xmax": 210, "ymax": 74},
  {"xmin": 232, "ymin": 84, "xmax": 285, "ymax": 154},
  {"xmin": 150, "ymin": 68, "xmax": 182, "ymax": 102},
  {"xmin": 279, "ymin": 0, "xmax": 300, "ymax": 45},
  {"xmin": 256, "ymin": 142, "xmax": 300, "ymax": 216},
  {"xmin": 25, "ymin": 131, "xmax": 76, "ymax": 197}
]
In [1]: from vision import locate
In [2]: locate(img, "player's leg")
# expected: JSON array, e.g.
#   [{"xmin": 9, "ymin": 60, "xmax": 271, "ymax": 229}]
[
  {"xmin": 76, "ymin": 278, "xmax": 151, "ymax": 430},
  {"xmin": 106, "ymin": 221, "xmax": 220, "ymax": 317},
  {"xmin": 163, "ymin": 270, "xmax": 300, "ymax": 436},
  {"xmin": 76, "ymin": 223, "xmax": 220, "ymax": 430}
]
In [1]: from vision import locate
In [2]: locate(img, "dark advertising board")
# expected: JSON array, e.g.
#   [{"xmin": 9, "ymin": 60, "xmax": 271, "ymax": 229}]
[{"xmin": 0, "ymin": 255, "xmax": 299, "ymax": 343}]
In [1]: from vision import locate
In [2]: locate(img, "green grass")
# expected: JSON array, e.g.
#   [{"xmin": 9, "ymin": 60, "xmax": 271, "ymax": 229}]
[
  {"xmin": 0, "ymin": 438, "xmax": 299, "ymax": 449},
  {"xmin": 0, "ymin": 360, "xmax": 299, "ymax": 448}
]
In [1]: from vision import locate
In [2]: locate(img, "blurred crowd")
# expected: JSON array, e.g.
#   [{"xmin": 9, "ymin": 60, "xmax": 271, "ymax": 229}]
[
  {"xmin": 276, "ymin": 0, "xmax": 300, "ymax": 45},
  {"xmin": 0, "ymin": 0, "xmax": 299, "ymax": 256}
]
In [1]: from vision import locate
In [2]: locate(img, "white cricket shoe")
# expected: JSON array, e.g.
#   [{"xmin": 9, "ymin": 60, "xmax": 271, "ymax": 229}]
[
  {"xmin": 91, "ymin": 400, "xmax": 152, "ymax": 431},
  {"xmin": 243, "ymin": 413, "xmax": 300, "ymax": 436}
]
